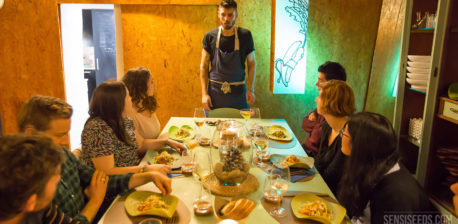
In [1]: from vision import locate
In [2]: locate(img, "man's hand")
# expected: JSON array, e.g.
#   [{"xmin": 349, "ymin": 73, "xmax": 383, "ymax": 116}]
[
  {"xmin": 308, "ymin": 112, "xmax": 316, "ymax": 122},
  {"xmin": 246, "ymin": 92, "xmax": 255, "ymax": 105},
  {"xmin": 146, "ymin": 164, "xmax": 171, "ymax": 175},
  {"xmin": 202, "ymin": 94, "xmax": 213, "ymax": 111},
  {"xmin": 149, "ymin": 171, "xmax": 172, "ymax": 195},
  {"xmin": 84, "ymin": 170, "xmax": 108, "ymax": 204},
  {"xmin": 166, "ymin": 139, "xmax": 187, "ymax": 154}
]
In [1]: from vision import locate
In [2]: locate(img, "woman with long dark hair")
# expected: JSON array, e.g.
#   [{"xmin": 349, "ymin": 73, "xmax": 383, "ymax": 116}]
[
  {"xmin": 338, "ymin": 112, "xmax": 433, "ymax": 223},
  {"xmin": 314, "ymin": 80, "xmax": 355, "ymax": 193},
  {"xmin": 80, "ymin": 81, "xmax": 171, "ymax": 175},
  {"xmin": 122, "ymin": 67, "xmax": 186, "ymax": 155}
]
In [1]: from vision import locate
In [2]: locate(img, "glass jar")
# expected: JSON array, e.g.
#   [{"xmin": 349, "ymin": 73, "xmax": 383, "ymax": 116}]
[{"xmin": 212, "ymin": 120, "xmax": 251, "ymax": 186}]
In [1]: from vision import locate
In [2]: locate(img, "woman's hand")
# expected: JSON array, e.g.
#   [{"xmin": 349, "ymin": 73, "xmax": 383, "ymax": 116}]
[
  {"xmin": 146, "ymin": 164, "xmax": 171, "ymax": 175},
  {"xmin": 84, "ymin": 170, "xmax": 108, "ymax": 205},
  {"xmin": 149, "ymin": 171, "xmax": 172, "ymax": 195},
  {"xmin": 166, "ymin": 139, "xmax": 187, "ymax": 154}
]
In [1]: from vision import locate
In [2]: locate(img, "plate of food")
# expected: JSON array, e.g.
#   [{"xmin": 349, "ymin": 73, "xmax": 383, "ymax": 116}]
[
  {"xmin": 270, "ymin": 154, "xmax": 314, "ymax": 169},
  {"xmin": 150, "ymin": 148, "xmax": 181, "ymax": 169},
  {"xmin": 168, "ymin": 125, "xmax": 194, "ymax": 142},
  {"xmin": 266, "ymin": 125, "xmax": 293, "ymax": 142},
  {"xmin": 125, "ymin": 191, "xmax": 179, "ymax": 218},
  {"xmin": 291, "ymin": 193, "xmax": 346, "ymax": 224}
]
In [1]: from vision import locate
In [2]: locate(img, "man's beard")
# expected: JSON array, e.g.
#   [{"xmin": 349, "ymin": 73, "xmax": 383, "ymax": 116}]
[{"xmin": 222, "ymin": 21, "xmax": 235, "ymax": 30}]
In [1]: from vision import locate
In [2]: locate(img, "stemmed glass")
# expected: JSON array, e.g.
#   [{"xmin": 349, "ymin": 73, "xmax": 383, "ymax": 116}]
[
  {"xmin": 194, "ymin": 107, "xmax": 206, "ymax": 140},
  {"xmin": 249, "ymin": 107, "xmax": 261, "ymax": 129},
  {"xmin": 240, "ymin": 108, "xmax": 252, "ymax": 127},
  {"xmin": 268, "ymin": 166, "xmax": 291, "ymax": 217},
  {"xmin": 253, "ymin": 134, "xmax": 270, "ymax": 168}
]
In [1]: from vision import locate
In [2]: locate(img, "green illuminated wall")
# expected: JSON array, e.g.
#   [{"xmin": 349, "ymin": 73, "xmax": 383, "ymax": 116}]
[
  {"xmin": 237, "ymin": 0, "xmax": 383, "ymax": 142},
  {"xmin": 365, "ymin": 0, "xmax": 405, "ymax": 121}
]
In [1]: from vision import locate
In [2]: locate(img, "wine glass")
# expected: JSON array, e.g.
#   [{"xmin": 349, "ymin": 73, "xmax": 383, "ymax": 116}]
[
  {"xmin": 239, "ymin": 108, "xmax": 252, "ymax": 127},
  {"xmin": 269, "ymin": 166, "xmax": 291, "ymax": 217},
  {"xmin": 254, "ymin": 135, "xmax": 270, "ymax": 168},
  {"xmin": 194, "ymin": 107, "xmax": 206, "ymax": 140},
  {"xmin": 192, "ymin": 150, "xmax": 213, "ymax": 182},
  {"xmin": 249, "ymin": 107, "xmax": 261, "ymax": 129}
]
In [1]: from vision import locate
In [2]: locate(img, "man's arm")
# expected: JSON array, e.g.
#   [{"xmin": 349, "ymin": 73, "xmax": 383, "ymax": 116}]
[
  {"xmin": 200, "ymin": 49, "xmax": 212, "ymax": 110},
  {"xmin": 246, "ymin": 51, "xmax": 256, "ymax": 104}
]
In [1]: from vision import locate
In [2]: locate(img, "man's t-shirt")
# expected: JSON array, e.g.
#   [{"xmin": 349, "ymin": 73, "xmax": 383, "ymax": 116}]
[{"xmin": 202, "ymin": 27, "xmax": 255, "ymax": 69}]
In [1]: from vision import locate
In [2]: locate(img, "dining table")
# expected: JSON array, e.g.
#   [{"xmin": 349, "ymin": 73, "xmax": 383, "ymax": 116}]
[{"xmin": 98, "ymin": 117, "xmax": 339, "ymax": 224}]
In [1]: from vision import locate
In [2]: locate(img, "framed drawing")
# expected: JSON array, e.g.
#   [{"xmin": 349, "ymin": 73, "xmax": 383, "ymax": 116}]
[{"xmin": 270, "ymin": 0, "xmax": 309, "ymax": 94}]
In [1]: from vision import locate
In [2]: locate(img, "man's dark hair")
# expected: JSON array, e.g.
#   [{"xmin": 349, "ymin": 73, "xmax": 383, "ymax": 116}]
[
  {"xmin": 318, "ymin": 61, "xmax": 347, "ymax": 81},
  {"xmin": 220, "ymin": 0, "xmax": 237, "ymax": 10},
  {"xmin": 17, "ymin": 95, "xmax": 73, "ymax": 132},
  {"xmin": 0, "ymin": 134, "xmax": 64, "ymax": 220}
]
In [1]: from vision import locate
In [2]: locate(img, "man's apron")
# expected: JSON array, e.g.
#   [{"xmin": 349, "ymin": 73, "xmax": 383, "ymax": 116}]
[{"xmin": 208, "ymin": 26, "xmax": 248, "ymax": 110}]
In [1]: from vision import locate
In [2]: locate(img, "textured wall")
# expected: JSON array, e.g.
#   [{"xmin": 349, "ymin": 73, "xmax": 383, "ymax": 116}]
[
  {"xmin": 365, "ymin": 0, "xmax": 405, "ymax": 121},
  {"xmin": 0, "ymin": 0, "xmax": 65, "ymax": 134},
  {"xmin": 236, "ymin": 0, "xmax": 382, "ymax": 141},
  {"xmin": 120, "ymin": 4, "xmax": 216, "ymax": 125}
]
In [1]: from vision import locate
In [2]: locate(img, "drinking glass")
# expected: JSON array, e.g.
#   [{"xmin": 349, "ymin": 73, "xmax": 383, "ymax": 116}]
[
  {"xmin": 254, "ymin": 135, "xmax": 270, "ymax": 168},
  {"xmin": 194, "ymin": 107, "xmax": 206, "ymax": 140},
  {"xmin": 249, "ymin": 107, "xmax": 261, "ymax": 129},
  {"xmin": 263, "ymin": 175, "xmax": 281, "ymax": 203},
  {"xmin": 239, "ymin": 108, "xmax": 252, "ymax": 127},
  {"xmin": 192, "ymin": 150, "xmax": 213, "ymax": 182},
  {"xmin": 193, "ymin": 184, "xmax": 213, "ymax": 215},
  {"xmin": 181, "ymin": 150, "xmax": 195, "ymax": 176},
  {"xmin": 269, "ymin": 166, "xmax": 291, "ymax": 217}
]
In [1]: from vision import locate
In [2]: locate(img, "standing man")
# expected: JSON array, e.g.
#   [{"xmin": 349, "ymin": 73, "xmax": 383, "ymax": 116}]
[{"xmin": 200, "ymin": 0, "xmax": 256, "ymax": 110}]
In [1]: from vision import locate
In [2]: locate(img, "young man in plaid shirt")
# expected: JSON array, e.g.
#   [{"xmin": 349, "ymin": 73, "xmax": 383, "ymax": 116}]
[{"xmin": 17, "ymin": 95, "xmax": 172, "ymax": 223}]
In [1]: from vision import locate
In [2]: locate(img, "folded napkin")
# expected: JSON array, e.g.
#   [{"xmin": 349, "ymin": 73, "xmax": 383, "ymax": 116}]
[{"xmin": 290, "ymin": 167, "xmax": 316, "ymax": 183}]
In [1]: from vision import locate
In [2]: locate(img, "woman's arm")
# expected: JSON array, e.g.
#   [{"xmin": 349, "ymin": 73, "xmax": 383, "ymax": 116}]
[
  {"xmin": 135, "ymin": 129, "xmax": 186, "ymax": 154},
  {"xmin": 91, "ymin": 155, "xmax": 170, "ymax": 175}
]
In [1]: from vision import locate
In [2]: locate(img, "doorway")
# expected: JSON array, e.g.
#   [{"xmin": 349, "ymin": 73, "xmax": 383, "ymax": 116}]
[{"xmin": 60, "ymin": 4, "xmax": 119, "ymax": 150}]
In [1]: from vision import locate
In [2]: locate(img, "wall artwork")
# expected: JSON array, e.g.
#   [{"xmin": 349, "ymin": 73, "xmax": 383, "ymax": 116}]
[{"xmin": 271, "ymin": 0, "xmax": 309, "ymax": 94}]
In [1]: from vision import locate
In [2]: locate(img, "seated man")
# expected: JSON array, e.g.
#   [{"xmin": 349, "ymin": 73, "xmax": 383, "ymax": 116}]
[
  {"xmin": 302, "ymin": 61, "xmax": 347, "ymax": 157},
  {"xmin": 0, "ymin": 134, "xmax": 80, "ymax": 224},
  {"xmin": 17, "ymin": 95, "xmax": 172, "ymax": 223}
]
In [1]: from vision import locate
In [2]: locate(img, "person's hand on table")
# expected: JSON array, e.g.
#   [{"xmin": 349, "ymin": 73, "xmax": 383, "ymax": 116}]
[
  {"xmin": 202, "ymin": 94, "xmax": 212, "ymax": 111},
  {"xmin": 146, "ymin": 164, "xmax": 171, "ymax": 175},
  {"xmin": 246, "ymin": 91, "xmax": 255, "ymax": 104},
  {"xmin": 148, "ymin": 171, "xmax": 172, "ymax": 195},
  {"xmin": 84, "ymin": 170, "xmax": 108, "ymax": 204},
  {"xmin": 308, "ymin": 112, "xmax": 316, "ymax": 122},
  {"xmin": 167, "ymin": 139, "xmax": 187, "ymax": 154}
]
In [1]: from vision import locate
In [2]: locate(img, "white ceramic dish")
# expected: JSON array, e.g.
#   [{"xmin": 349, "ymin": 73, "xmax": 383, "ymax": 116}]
[
  {"xmin": 406, "ymin": 67, "xmax": 430, "ymax": 74},
  {"xmin": 407, "ymin": 73, "xmax": 429, "ymax": 80},
  {"xmin": 407, "ymin": 61, "xmax": 430, "ymax": 69},
  {"xmin": 406, "ymin": 78, "xmax": 428, "ymax": 86},
  {"xmin": 407, "ymin": 55, "xmax": 431, "ymax": 62}
]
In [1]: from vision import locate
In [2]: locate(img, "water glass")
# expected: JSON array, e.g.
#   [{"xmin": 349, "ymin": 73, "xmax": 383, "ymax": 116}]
[
  {"xmin": 181, "ymin": 150, "xmax": 195, "ymax": 176},
  {"xmin": 269, "ymin": 166, "xmax": 291, "ymax": 217},
  {"xmin": 193, "ymin": 185, "xmax": 213, "ymax": 215},
  {"xmin": 192, "ymin": 150, "xmax": 213, "ymax": 182}
]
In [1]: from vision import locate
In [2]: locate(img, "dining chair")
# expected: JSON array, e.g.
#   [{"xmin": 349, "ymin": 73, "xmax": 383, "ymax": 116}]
[{"xmin": 208, "ymin": 108, "xmax": 243, "ymax": 118}]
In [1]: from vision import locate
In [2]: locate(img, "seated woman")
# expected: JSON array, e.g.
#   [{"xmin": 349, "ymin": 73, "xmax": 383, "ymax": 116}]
[
  {"xmin": 314, "ymin": 80, "xmax": 355, "ymax": 193},
  {"xmin": 122, "ymin": 67, "xmax": 186, "ymax": 156},
  {"xmin": 81, "ymin": 81, "xmax": 171, "ymax": 175},
  {"xmin": 338, "ymin": 112, "xmax": 433, "ymax": 223}
]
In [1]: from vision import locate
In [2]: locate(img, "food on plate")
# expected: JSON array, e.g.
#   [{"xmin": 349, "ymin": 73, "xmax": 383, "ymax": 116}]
[
  {"xmin": 298, "ymin": 200, "xmax": 333, "ymax": 220},
  {"xmin": 271, "ymin": 129, "xmax": 287, "ymax": 139},
  {"xmin": 137, "ymin": 195, "xmax": 168, "ymax": 212},
  {"xmin": 281, "ymin": 155, "xmax": 301, "ymax": 167},
  {"xmin": 153, "ymin": 151, "xmax": 176, "ymax": 165},
  {"xmin": 220, "ymin": 198, "xmax": 256, "ymax": 220},
  {"xmin": 205, "ymin": 119, "xmax": 220, "ymax": 126},
  {"xmin": 176, "ymin": 128, "xmax": 191, "ymax": 138}
]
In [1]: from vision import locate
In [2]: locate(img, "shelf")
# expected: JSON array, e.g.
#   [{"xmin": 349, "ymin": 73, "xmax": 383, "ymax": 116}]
[
  {"xmin": 411, "ymin": 28, "xmax": 434, "ymax": 34},
  {"xmin": 438, "ymin": 115, "xmax": 458, "ymax": 125},
  {"xmin": 430, "ymin": 188, "xmax": 457, "ymax": 218},
  {"xmin": 409, "ymin": 87, "xmax": 426, "ymax": 94}
]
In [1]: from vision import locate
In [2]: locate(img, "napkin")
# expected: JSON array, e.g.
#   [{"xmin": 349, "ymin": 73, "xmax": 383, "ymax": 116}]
[{"xmin": 290, "ymin": 167, "xmax": 316, "ymax": 183}]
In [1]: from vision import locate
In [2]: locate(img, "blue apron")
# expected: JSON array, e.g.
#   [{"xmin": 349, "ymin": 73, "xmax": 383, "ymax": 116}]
[{"xmin": 208, "ymin": 26, "xmax": 248, "ymax": 110}]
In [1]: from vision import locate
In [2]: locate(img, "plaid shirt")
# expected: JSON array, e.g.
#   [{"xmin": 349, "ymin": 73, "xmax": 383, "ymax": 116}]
[
  {"xmin": 52, "ymin": 147, "xmax": 133, "ymax": 222},
  {"xmin": 26, "ymin": 204, "xmax": 89, "ymax": 224}
]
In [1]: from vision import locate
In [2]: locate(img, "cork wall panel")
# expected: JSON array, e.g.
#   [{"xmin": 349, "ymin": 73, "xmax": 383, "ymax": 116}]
[
  {"xmin": 236, "ymin": 0, "xmax": 382, "ymax": 141},
  {"xmin": 121, "ymin": 4, "xmax": 216, "ymax": 126},
  {"xmin": 365, "ymin": 0, "xmax": 406, "ymax": 121},
  {"xmin": 0, "ymin": 0, "xmax": 65, "ymax": 134}
]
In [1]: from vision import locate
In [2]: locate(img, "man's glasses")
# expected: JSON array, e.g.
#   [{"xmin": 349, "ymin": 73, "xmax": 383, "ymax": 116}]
[{"xmin": 339, "ymin": 122, "xmax": 350, "ymax": 138}]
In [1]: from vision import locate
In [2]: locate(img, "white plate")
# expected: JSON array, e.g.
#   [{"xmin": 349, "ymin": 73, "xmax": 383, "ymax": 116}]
[
  {"xmin": 406, "ymin": 78, "xmax": 428, "ymax": 85},
  {"xmin": 406, "ymin": 67, "xmax": 430, "ymax": 74},
  {"xmin": 407, "ymin": 73, "xmax": 429, "ymax": 80},
  {"xmin": 411, "ymin": 85, "xmax": 428, "ymax": 92},
  {"xmin": 407, "ymin": 61, "xmax": 430, "ymax": 69},
  {"xmin": 407, "ymin": 55, "xmax": 431, "ymax": 62}
]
